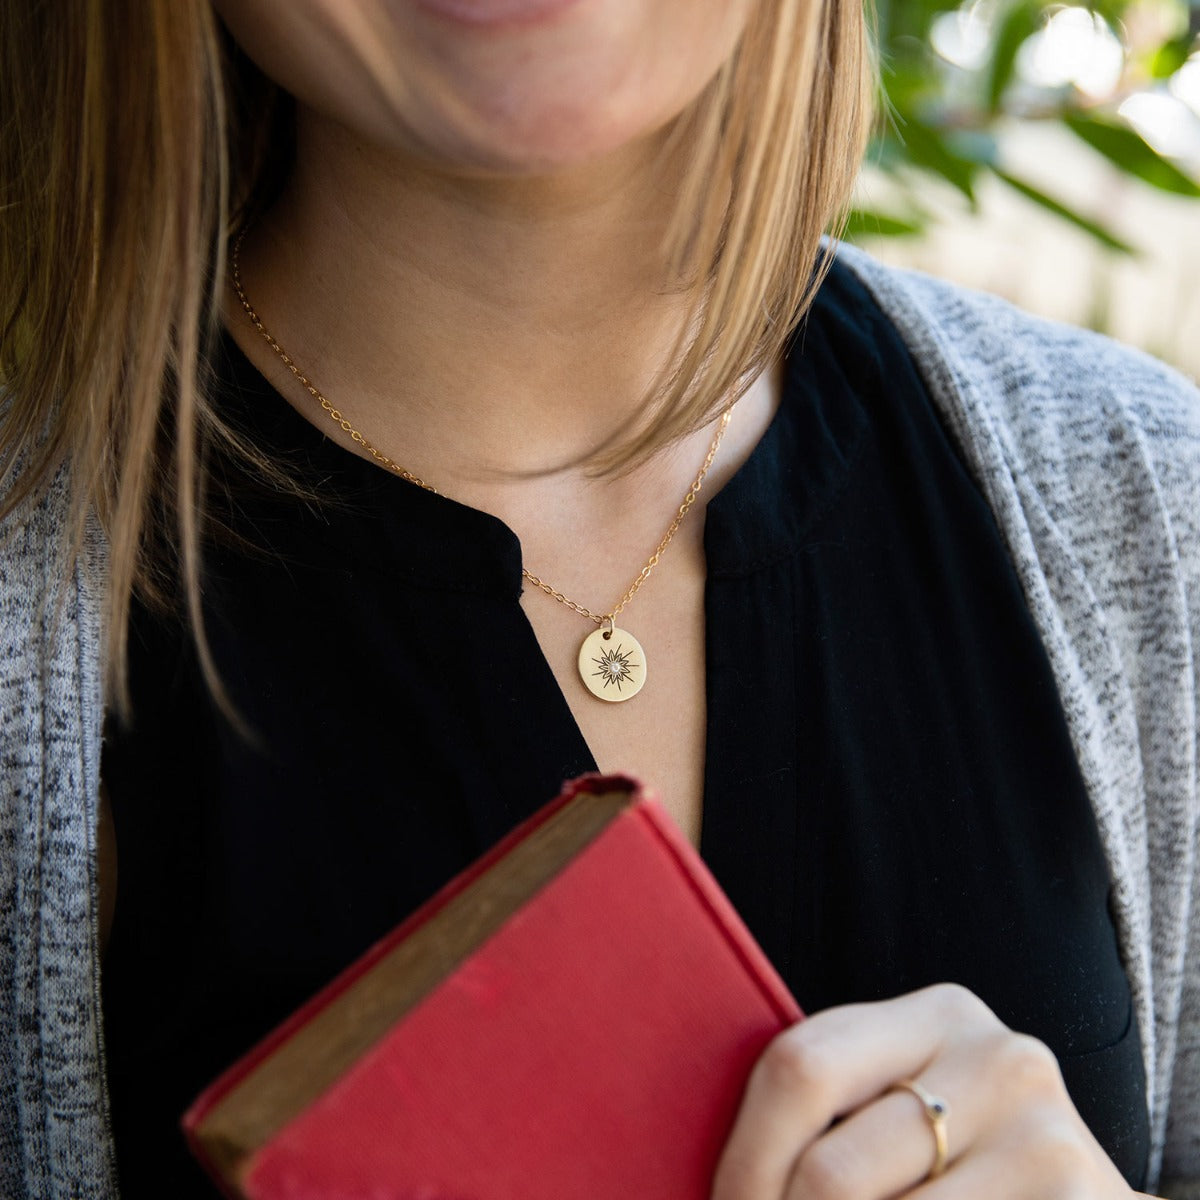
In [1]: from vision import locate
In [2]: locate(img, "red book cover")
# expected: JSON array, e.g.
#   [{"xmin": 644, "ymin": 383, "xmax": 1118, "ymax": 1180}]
[{"xmin": 183, "ymin": 773, "xmax": 802, "ymax": 1199}]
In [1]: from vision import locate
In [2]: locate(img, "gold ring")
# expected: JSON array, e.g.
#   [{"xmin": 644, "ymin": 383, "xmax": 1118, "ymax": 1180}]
[{"xmin": 893, "ymin": 1078, "xmax": 950, "ymax": 1179}]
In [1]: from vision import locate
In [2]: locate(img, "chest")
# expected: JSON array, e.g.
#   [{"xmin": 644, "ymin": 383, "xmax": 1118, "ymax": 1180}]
[{"xmin": 518, "ymin": 554, "xmax": 709, "ymax": 851}]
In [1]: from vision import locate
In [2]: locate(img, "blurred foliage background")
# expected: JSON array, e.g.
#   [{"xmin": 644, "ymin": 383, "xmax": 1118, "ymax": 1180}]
[{"xmin": 850, "ymin": 0, "xmax": 1200, "ymax": 372}]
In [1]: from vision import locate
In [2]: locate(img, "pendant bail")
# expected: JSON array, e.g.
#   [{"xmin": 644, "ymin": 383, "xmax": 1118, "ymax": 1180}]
[{"xmin": 600, "ymin": 615, "xmax": 616, "ymax": 640}]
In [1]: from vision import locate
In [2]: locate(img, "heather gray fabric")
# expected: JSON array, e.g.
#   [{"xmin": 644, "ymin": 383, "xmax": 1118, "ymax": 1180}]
[
  {"xmin": 839, "ymin": 245, "xmax": 1200, "ymax": 1197},
  {"xmin": 1, "ymin": 248, "xmax": 1197, "ymax": 1197},
  {"xmin": 0, "ymin": 491, "xmax": 116, "ymax": 1199}
]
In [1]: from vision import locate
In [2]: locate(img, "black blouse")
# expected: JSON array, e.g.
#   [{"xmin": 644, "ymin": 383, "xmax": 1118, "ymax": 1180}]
[{"xmin": 101, "ymin": 261, "xmax": 1150, "ymax": 1195}]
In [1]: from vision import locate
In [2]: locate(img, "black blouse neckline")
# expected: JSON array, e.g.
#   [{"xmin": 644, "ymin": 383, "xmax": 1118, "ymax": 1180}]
[{"xmin": 213, "ymin": 306, "xmax": 870, "ymax": 588}]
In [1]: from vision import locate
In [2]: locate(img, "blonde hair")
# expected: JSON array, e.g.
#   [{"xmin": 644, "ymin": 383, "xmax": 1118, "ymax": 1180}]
[{"xmin": 0, "ymin": 0, "xmax": 873, "ymax": 710}]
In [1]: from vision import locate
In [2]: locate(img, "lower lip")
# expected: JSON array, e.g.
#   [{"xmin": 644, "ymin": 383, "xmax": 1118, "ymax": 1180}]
[{"xmin": 411, "ymin": 0, "xmax": 586, "ymax": 29}]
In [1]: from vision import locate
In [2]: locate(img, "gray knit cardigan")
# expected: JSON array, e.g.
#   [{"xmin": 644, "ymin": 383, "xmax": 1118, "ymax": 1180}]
[{"xmin": 2, "ymin": 247, "xmax": 1198, "ymax": 1198}]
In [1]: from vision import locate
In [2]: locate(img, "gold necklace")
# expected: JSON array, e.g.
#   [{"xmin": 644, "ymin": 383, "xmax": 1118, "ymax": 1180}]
[{"xmin": 229, "ymin": 232, "xmax": 733, "ymax": 703}]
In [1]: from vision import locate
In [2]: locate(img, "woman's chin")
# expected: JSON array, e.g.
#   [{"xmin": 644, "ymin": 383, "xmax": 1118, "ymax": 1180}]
[
  {"xmin": 222, "ymin": 0, "xmax": 746, "ymax": 178},
  {"xmin": 393, "ymin": 79, "xmax": 673, "ymax": 177},
  {"xmin": 365, "ymin": 0, "xmax": 738, "ymax": 175}
]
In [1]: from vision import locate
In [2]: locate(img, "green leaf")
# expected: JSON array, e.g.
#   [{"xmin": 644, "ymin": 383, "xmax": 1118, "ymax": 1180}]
[
  {"xmin": 1148, "ymin": 34, "xmax": 1196, "ymax": 81},
  {"xmin": 1064, "ymin": 114, "xmax": 1200, "ymax": 197},
  {"xmin": 893, "ymin": 116, "xmax": 982, "ymax": 204},
  {"xmin": 1083, "ymin": 0, "xmax": 1129, "ymax": 29},
  {"xmin": 878, "ymin": 0, "xmax": 964, "ymax": 48},
  {"xmin": 879, "ymin": 63, "xmax": 938, "ymax": 115},
  {"xmin": 842, "ymin": 208, "xmax": 928, "ymax": 240},
  {"xmin": 990, "ymin": 168, "xmax": 1140, "ymax": 254},
  {"xmin": 986, "ymin": 0, "xmax": 1045, "ymax": 114},
  {"xmin": 943, "ymin": 129, "xmax": 1000, "ymax": 168}
]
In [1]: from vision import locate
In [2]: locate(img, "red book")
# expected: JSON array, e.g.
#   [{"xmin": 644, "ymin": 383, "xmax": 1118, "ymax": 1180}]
[{"xmin": 183, "ymin": 773, "xmax": 802, "ymax": 1199}]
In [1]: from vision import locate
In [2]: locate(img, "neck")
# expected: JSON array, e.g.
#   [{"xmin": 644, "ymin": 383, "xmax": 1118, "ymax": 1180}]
[{"xmin": 233, "ymin": 106, "xmax": 703, "ymax": 491}]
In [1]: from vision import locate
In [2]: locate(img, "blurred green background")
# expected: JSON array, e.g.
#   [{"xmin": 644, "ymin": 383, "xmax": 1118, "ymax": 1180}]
[{"xmin": 850, "ymin": 0, "xmax": 1200, "ymax": 372}]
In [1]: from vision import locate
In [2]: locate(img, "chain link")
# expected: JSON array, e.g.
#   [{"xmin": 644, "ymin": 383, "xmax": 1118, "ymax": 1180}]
[{"xmin": 230, "ymin": 231, "xmax": 733, "ymax": 628}]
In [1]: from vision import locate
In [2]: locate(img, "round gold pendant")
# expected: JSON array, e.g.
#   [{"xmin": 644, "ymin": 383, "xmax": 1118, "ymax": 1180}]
[{"xmin": 578, "ymin": 626, "xmax": 647, "ymax": 702}]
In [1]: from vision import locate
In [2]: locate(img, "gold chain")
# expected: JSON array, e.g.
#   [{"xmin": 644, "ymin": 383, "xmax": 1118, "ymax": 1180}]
[{"xmin": 229, "ymin": 231, "xmax": 733, "ymax": 629}]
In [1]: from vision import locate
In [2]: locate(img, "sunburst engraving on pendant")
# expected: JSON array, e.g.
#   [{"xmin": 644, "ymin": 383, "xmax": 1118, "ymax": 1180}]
[
  {"xmin": 591, "ymin": 641, "xmax": 639, "ymax": 693},
  {"xmin": 577, "ymin": 625, "xmax": 647, "ymax": 701}
]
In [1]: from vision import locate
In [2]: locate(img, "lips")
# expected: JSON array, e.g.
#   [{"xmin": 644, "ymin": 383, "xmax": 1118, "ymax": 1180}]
[{"xmin": 411, "ymin": 0, "xmax": 586, "ymax": 30}]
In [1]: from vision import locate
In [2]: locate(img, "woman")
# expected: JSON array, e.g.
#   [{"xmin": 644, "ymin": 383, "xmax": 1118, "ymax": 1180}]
[{"xmin": 1, "ymin": 0, "xmax": 1197, "ymax": 1196}]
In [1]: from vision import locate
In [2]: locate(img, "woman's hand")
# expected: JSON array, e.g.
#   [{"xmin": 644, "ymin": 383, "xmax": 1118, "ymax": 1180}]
[{"xmin": 711, "ymin": 983, "xmax": 1148, "ymax": 1200}]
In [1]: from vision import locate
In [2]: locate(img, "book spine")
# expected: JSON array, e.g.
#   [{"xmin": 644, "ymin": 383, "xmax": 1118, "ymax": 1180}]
[{"xmin": 182, "ymin": 773, "xmax": 644, "ymax": 1132}]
